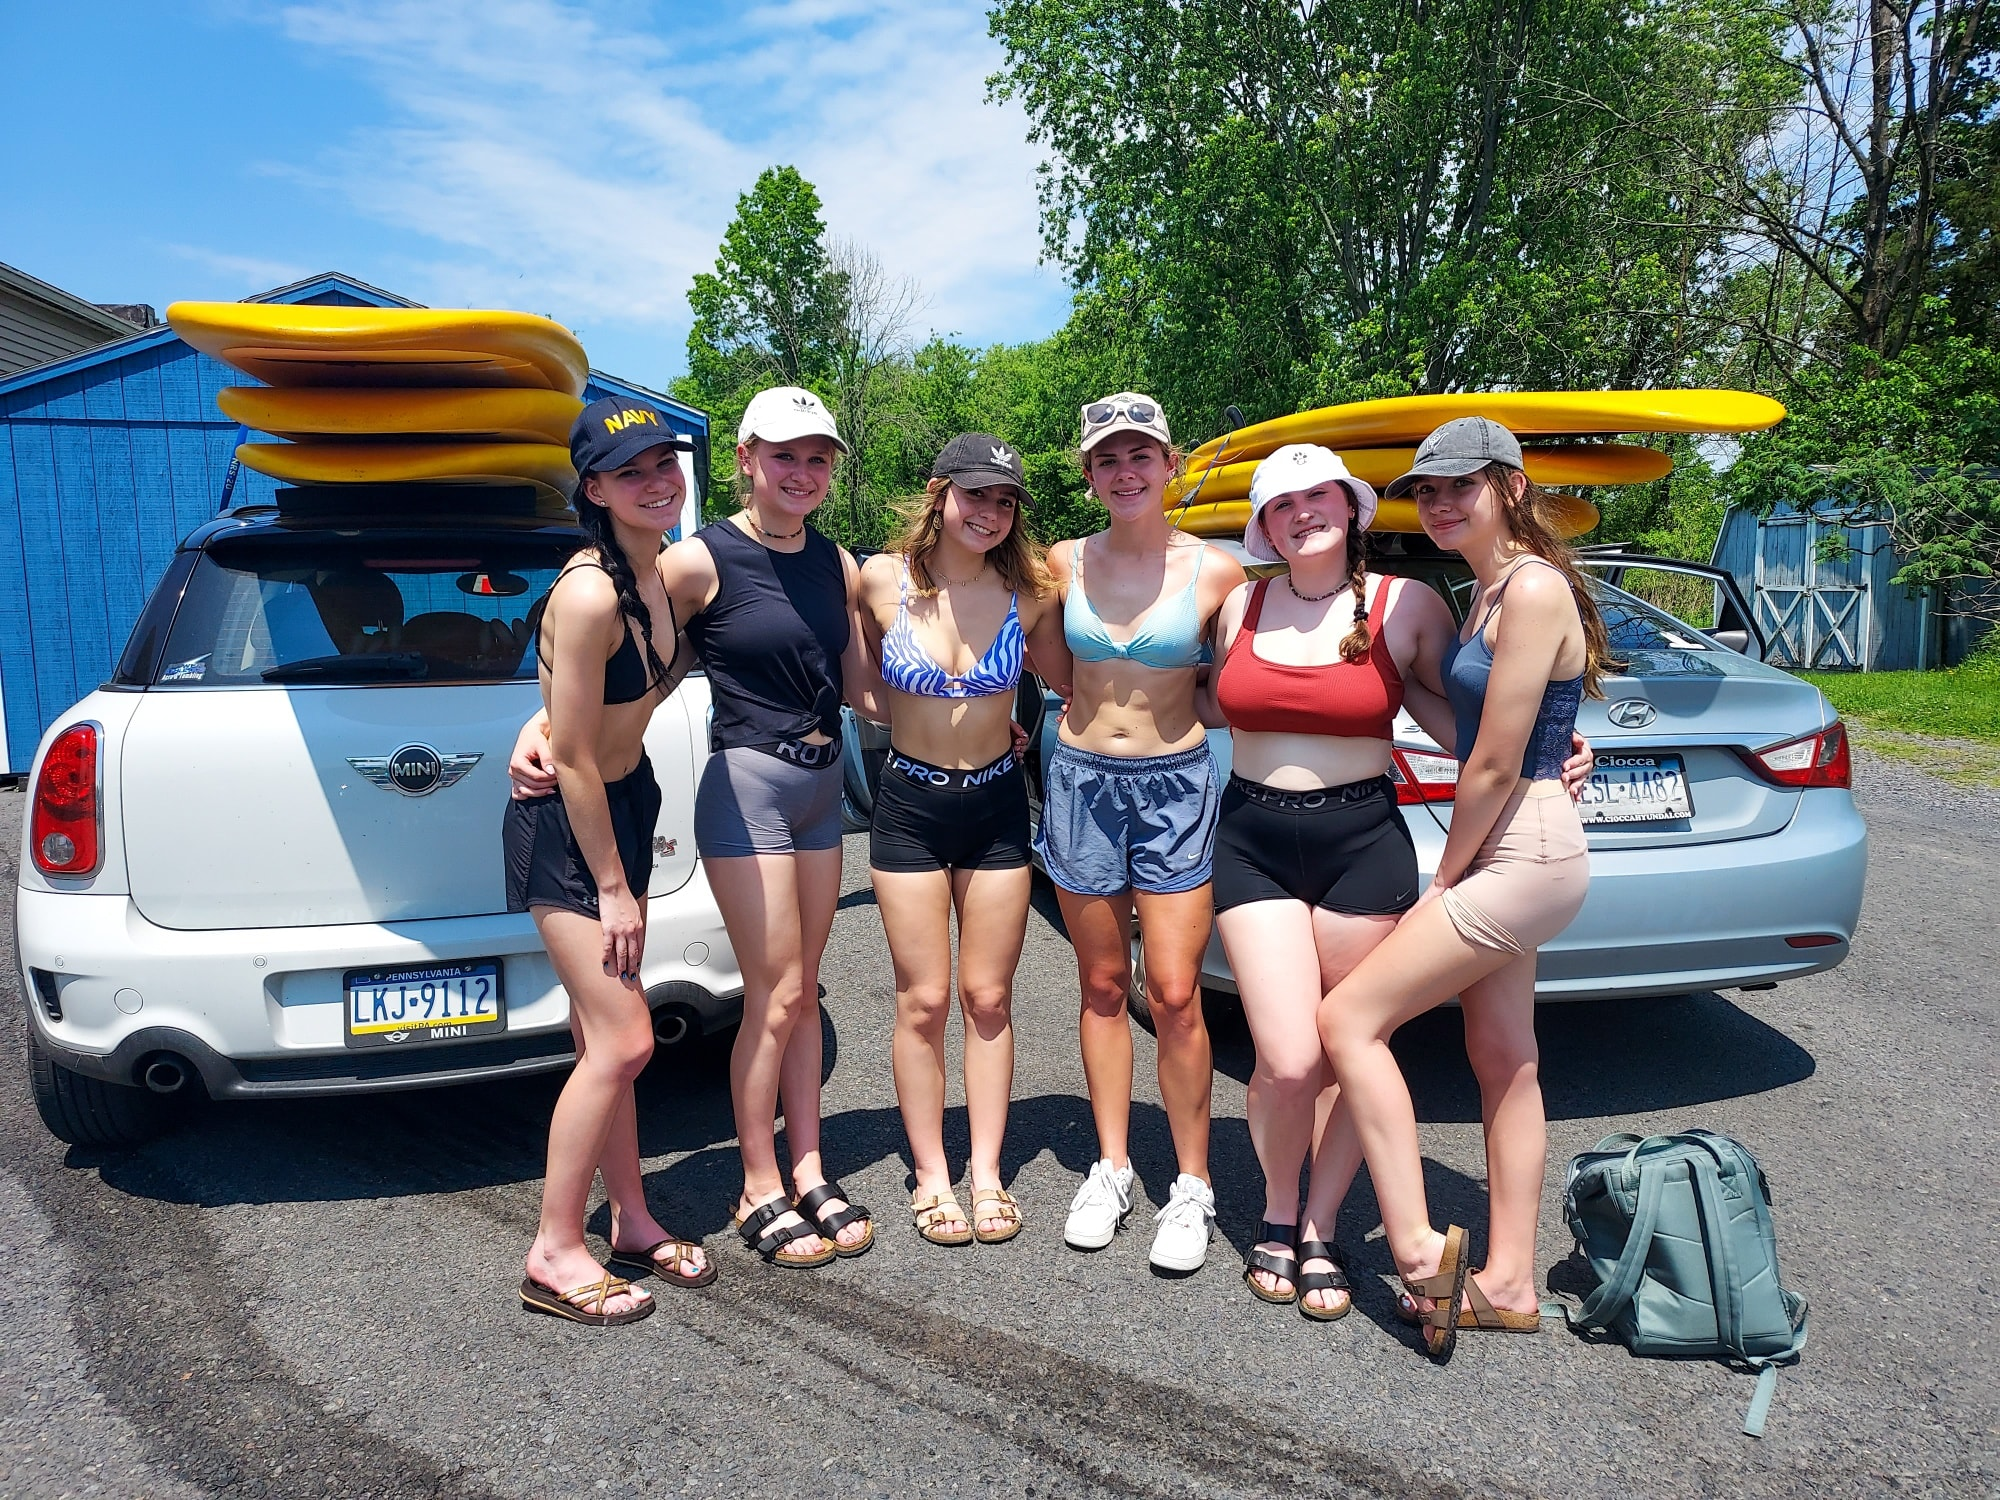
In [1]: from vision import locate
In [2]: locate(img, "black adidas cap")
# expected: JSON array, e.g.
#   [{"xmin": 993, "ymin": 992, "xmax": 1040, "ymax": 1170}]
[
  {"xmin": 570, "ymin": 396, "xmax": 694, "ymax": 477},
  {"xmin": 932, "ymin": 432, "xmax": 1027, "ymax": 496}
]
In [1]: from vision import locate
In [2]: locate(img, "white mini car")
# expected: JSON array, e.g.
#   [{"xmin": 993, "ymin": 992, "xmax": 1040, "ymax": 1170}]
[{"xmin": 17, "ymin": 485, "xmax": 742, "ymax": 1147}]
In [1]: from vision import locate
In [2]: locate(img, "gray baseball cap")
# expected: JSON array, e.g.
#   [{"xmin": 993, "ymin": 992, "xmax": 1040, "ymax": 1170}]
[{"xmin": 1384, "ymin": 416, "xmax": 1524, "ymax": 498}]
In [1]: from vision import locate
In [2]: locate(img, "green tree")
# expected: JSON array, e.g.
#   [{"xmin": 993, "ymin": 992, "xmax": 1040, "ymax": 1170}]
[
  {"xmin": 987, "ymin": 0, "xmax": 1793, "ymax": 433},
  {"xmin": 675, "ymin": 166, "xmax": 845, "ymax": 502}
]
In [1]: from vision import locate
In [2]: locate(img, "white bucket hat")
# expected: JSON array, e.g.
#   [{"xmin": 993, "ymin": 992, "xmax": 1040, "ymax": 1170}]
[
  {"xmin": 1243, "ymin": 444, "xmax": 1380, "ymax": 562},
  {"xmin": 739, "ymin": 386, "xmax": 848, "ymax": 452}
]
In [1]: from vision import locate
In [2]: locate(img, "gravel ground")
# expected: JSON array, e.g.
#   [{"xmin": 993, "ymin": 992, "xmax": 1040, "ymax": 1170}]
[{"xmin": 0, "ymin": 749, "xmax": 1992, "ymax": 1498}]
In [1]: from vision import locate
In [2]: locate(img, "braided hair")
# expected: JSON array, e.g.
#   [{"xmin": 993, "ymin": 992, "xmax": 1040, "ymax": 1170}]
[
  {"xmin": 573, "ymin": 480, "xmax": 675, "ymax": 695},
  {"xmin": 1337, "ymin": 492, "xmax": 1373, "ymax": 664}
]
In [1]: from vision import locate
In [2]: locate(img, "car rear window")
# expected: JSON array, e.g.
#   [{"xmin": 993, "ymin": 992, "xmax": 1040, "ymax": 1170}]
[{"xmin": 150, "ymin": 532, "xmax": 580, "ymax": 686}]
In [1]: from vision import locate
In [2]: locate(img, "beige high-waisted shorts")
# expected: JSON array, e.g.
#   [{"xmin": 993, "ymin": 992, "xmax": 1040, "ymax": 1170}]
[{"xmin": 1439, "ymin": 782, "xmax": 1590, "ymax": 955}]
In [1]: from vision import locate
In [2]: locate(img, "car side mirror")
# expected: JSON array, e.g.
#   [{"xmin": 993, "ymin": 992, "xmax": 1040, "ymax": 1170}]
[{"xmin": 1709, "ymin": 628, "xmax": 1755, "ymax": 657}]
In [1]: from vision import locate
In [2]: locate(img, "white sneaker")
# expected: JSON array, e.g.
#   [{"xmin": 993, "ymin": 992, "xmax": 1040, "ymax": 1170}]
[
  {"xmin": 1064, "ymin": 1158, "xmax": 1135, "ymax": 1250},
  {"xmin": 1148, "ymin": 1173, "xmax": 1216, "ymax": 1271}
]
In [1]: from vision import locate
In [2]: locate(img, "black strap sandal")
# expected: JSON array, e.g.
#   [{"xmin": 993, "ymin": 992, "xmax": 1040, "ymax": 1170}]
[
  {"xmin": 1296, "ymin": 1239, "xmax": 1353, "ymax": 1322},
  {"xmin": 795, "ymin": 1181, "xmax": 875, "ymax": 1258},
  {"xmin": 1243, "ymin": 1220, "xmax": 1300, "ymax": 1305},
  {"xmin": 733, "ymin": 1197, "xmax": 835, "ymax": 1268}
]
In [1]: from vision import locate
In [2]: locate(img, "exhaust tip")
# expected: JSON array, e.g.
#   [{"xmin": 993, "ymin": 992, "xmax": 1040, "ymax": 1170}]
[
  {"xmin": 652, "ymin": 1010, "xmax": 692, "ymax": 1048},
  {"xmin": 139, "ymin": 1054, "xmax": 190, "ymax": 1095}
]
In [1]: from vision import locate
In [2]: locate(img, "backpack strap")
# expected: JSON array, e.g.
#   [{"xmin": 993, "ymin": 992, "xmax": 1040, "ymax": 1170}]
[
  {"xmin": 1568, "ymin": 1151, "xmax": 1668, "ymax": 1331},
  {"xmin": 1689, "ymin": 1144, "xmax": 1809, "ymax": 1438}
]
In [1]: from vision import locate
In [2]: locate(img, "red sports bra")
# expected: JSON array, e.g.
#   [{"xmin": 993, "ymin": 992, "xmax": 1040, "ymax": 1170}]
[{"xmin": 1215, "ymin": 576, "xmax": 1404, "ymax": 739}]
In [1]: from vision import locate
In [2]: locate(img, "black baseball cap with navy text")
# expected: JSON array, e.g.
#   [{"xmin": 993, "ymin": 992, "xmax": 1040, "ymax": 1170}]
[{"xmin": 570, "ymin": 396, "xmax": 695, "ymax": 477}]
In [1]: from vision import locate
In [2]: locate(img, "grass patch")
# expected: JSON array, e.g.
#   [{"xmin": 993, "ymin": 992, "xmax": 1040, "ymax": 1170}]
[
  {"xmin": 1801, "ymin": 655, "xmax": 2000, "ymax": 745},
  {"xmin": 1844, "ymin": 727, "xmax": 2000, "ymax": 789}
]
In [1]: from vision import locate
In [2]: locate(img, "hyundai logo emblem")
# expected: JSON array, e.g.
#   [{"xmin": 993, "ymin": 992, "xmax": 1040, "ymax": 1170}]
[
  {"xmin": 1606, "ymin": 699, "xmax": 1658, "ymax": 730},
  {"xmin": 349, "ymin": 744, "xmax": 482, "ymax": 797}
]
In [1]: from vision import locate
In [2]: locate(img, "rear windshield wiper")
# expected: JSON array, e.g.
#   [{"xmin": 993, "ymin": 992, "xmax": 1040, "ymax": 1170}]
[{"xmin": 261, "ymin": 652, "xmax": 429, "ymax": 683}]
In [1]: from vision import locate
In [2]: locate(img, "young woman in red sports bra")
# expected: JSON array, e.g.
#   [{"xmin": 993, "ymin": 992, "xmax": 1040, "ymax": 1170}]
[{"xmin": 1201, "ymin": 442, "xmax": 1465, "ymax": 1319}]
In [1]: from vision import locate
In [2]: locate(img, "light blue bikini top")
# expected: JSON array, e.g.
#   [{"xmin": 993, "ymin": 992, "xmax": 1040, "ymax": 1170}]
[
  {"xmin": 878, "ymin": 558, "xmax": 1024, "ymax": 699},
  {"xmin": 1063, "ymin": 536, "xmax": 1206, "ymax": 669}
]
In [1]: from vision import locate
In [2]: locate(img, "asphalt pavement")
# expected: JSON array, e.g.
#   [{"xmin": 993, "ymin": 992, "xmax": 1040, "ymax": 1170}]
[{"xmin": 0, "ymin": 753, "xmax": 1993, "ymax": 1498}]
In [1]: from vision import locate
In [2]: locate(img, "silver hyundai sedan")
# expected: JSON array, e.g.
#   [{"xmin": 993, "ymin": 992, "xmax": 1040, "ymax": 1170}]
[{"xmin": 843, "ymin": 540, "xmax": 1867, "ymax": 1005}]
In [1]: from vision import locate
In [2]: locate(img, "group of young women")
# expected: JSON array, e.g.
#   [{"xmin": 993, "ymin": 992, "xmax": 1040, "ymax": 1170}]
[{"xmin": 503, "ymin": 382, "xmax": 1612, "ymax": 1363}]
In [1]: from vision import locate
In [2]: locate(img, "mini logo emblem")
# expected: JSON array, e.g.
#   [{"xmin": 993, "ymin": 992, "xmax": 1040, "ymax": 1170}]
[
  {"xmin": 1293, "ymin": 449, "xmax": 1311, "ymax": 463},
  {"xmin": 792, "ymin": 394, "xmax": 816, "ymax": 411},
  {"xmin": 349, "ymin": 744, "xmax": 482, "ymax": 797},
  {"xmin": 1606, "ymin": 699, "xmax": 1657, "ymax": 730}
]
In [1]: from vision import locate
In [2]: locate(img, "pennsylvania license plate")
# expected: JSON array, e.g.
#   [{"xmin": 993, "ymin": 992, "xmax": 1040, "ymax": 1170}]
[
  {"xmin": 1579, "ymin": 753, "xmax": 1694, "ymax": 825},
  {"xmin": 343, "ymin": 960, "xmax": 504, "ymax": 1049}
]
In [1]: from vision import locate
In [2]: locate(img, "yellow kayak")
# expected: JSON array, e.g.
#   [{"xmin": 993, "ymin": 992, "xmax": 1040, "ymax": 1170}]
[
  {"xmin": 218, "ymin": 386, "xmax": 583, "ymax": 444},
  {"xmin": 1184, "ymin": 389, "xmax": 1784, "ymax": 470},
  {"xmin": 168, "ymin": 302, "xmax": 589, "ymax": 396},
  {"xmin": 1167, "ymin": 443, "xmax": 1669, "ymax": 508},
  {"xmin": 1172, "ymin": 492, "xmax": 1601, "ymax": 540},
  {"xmin": 235, "ymin": 440, "xmax": 577, "ymax": 500}
]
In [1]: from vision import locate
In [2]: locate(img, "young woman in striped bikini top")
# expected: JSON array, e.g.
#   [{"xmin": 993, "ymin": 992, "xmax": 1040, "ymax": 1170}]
[{"xmin": 854, "ymin": 434, "xmax": 1071, "ymax": 1247}]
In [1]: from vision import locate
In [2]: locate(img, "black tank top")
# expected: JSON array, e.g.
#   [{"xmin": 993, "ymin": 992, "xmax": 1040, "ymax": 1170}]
[{"xmin": 685, "ymin": 519, "xmax": 848, "ymax": 749}]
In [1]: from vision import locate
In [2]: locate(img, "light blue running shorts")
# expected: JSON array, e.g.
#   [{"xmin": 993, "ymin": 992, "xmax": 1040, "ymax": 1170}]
[{"xmin": 1033, "ymin": 741, "xmax": 1220, "ymax": 897}]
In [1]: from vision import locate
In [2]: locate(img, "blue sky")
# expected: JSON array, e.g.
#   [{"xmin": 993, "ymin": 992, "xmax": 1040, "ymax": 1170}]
[{"xmin": 1, "ymin": 1, "xmax": 1072, "ymax": 394}]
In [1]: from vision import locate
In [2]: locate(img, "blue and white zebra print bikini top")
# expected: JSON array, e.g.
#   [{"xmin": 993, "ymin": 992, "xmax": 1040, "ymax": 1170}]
[{"xmin": 878, "ymin": 558, "xmax": 1025, "ymax": 699}]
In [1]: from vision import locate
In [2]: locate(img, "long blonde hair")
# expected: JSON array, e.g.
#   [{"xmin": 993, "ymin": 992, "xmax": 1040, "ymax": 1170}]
[
  {"xmin": 888, "ymin": 477, "xmax": 1053, "ymax": 597},
  {"xmin": 1485, "ymin": 462, "xmax": 1622, "ymax": 698}
]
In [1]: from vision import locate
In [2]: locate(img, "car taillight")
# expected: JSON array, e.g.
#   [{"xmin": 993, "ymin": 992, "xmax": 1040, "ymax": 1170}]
[
  {"xmin": 31, "ymin": 723, "xmax": 101, "ymax": 876},
  {"xmin": 1389, "ymin": 746, "xmax": 1459, "ymax": 804},
  {"xmin": 1743, "ymin": 721, "xmax": 1850, "ymax": 789}
]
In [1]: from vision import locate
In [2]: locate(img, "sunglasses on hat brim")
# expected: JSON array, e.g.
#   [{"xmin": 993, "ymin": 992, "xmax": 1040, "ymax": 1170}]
[{"xmin": 1081, "ymin": 399, "xmax": 1160, "ymax": 433}]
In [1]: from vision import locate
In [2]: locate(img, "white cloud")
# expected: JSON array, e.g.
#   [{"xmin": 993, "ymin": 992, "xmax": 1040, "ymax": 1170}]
[
  {"xmin": 161, "ymin": 243, "xmax": 315, "ymax": 290},
  {"xmin": 256, "ymin": 0, "xmax": 1066, "ymax": 379}
]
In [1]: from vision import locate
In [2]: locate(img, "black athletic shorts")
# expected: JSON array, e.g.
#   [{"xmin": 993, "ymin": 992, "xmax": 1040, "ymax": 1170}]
[
  {"xmin": 1210, "ymin": 772, "xmax": 1418, "ymax": 916},
  {"xmin": 503, "ymin": 755, "xmax": 662, "ymax": 919},
  {"xmin": 868, "ymin": 748, "xmax": 1031, "ymax": 874}
]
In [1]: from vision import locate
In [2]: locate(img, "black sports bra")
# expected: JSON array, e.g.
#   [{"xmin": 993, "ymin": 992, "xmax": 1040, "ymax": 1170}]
[{"xmin": 533, "ymin": 561, "xmax": 672, "ymax": 706}]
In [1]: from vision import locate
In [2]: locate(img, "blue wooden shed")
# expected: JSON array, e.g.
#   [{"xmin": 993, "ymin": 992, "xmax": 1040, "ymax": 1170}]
[
  {"xmin": 0, "ymin": 272, "xmax": 706, "ymax": 773},
  {"xmin": 1712, "ymin": 500, "xmax": 1994, "ymax": 671}
]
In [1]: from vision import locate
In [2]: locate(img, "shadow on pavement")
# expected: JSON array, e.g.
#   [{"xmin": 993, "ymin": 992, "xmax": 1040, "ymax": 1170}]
[{"xmin": 1208, "ymin": 990, "xmax": 1816, "ymax": 1122}]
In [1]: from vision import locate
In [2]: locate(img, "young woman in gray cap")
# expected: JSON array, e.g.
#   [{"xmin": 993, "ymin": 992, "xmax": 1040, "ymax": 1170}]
[
  {"xmin": 1041, "ymin": 394, "xmax": 1247, "ymax": 1272},
  {"xmin": 513, "ymin": 386, "xmax": 883, "ymax": 1272},
  {"xmin": 855, "ymin": 435, "xmax": 1071, "ymax": 1246},
  {"xmin": 511, "ymin": 397, "xmax": 711, "ymax": 1325},
  {"xmin": 1318, "ymin": 417, "xmax": 1614, "ymax": 1360}
]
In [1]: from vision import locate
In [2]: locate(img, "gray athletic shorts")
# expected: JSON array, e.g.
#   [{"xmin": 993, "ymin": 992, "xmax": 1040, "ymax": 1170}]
[
  {"xmin": 695, "ymin": 744, "xmax": 845, "ymax": 858},
  {"xmin": 1033, "ymin": 741, "xmax": 1220, "ymax": 897}
]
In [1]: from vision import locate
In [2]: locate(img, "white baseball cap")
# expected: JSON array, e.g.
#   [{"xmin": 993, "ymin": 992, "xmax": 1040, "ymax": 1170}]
[
  {"xmin": 1243, "ymin": 443, "xmax": 1380, "ymax": 562},
  {"xmin": 739, "ymin": 386, "xmax": 848, "ymax": 452},
  {"xmin": 1079, "ymin": 391, "xmax": 1172, "ymax": 453}
]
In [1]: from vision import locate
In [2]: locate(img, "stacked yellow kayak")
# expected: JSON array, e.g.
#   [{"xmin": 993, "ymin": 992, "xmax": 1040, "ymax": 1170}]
[
  {"xmin": 1165, "ymin": 389, "xmax": 1786, "ymax": 539},
  {"xmin": 167, "ymin": 302, "xmax": 590, "ymax": 512}
]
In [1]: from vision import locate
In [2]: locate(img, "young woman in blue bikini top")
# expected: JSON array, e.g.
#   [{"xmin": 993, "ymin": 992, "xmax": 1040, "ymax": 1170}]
[{"xmin": 855, "ymin": 434, "xmax": 1072, "ymax": 1247}]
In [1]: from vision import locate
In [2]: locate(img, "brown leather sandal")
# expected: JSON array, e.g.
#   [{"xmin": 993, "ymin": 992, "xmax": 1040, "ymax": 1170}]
[
  {"xmin": 970, "ymin": 1187, "xmax": 1023, "ymax": 1244},
  {"xmin": 912, "ymin": 1190, "xmax": 974, "ymax": 1246},
  {"xmin": 519, "ymin": 1272, "xmax": 654, "ymax": 1326},
  {"xmin": 1393, "ymin": 1268, "xmax": 1542, "ymax": 1331},
  {"xmin": 1399, "ymin": 1224, "xmax": 1471, "ymax": 1361},
  {"xmin": 608, "ymin": 1236, "xmax": 718, "ymax": 1288}
]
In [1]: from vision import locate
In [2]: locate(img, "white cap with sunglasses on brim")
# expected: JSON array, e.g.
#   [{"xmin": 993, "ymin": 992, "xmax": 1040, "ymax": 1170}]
[
  {"xmin": 1079, "ymin": 391, "xmax": 1172, "ymax": 453},
  {"xmin": 739, "ymin": 385, "xmax": 849, "ymax": 452},
  {"xmin": 1243, "ymin": 443, "xmax": 1380, "ymax": 562}
]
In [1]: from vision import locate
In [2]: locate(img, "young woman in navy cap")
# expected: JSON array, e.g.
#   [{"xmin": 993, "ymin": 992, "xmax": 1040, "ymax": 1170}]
[
  {"xmin": 854, "ymin": 434, "xmax": 1070, "ymax": 1246},
  {"xmin": 516, "ymin": 387, "xmax": 882, "ymax": 1270},
  {"xmin": 511, "ymin": 397, "xmax": 712, "ymax": 1326}
]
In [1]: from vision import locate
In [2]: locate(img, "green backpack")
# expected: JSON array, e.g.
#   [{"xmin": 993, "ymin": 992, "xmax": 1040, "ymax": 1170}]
[{"xmin": 1563, "ymin": 1130, "xmax": 1808, "ymax": 1437}]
